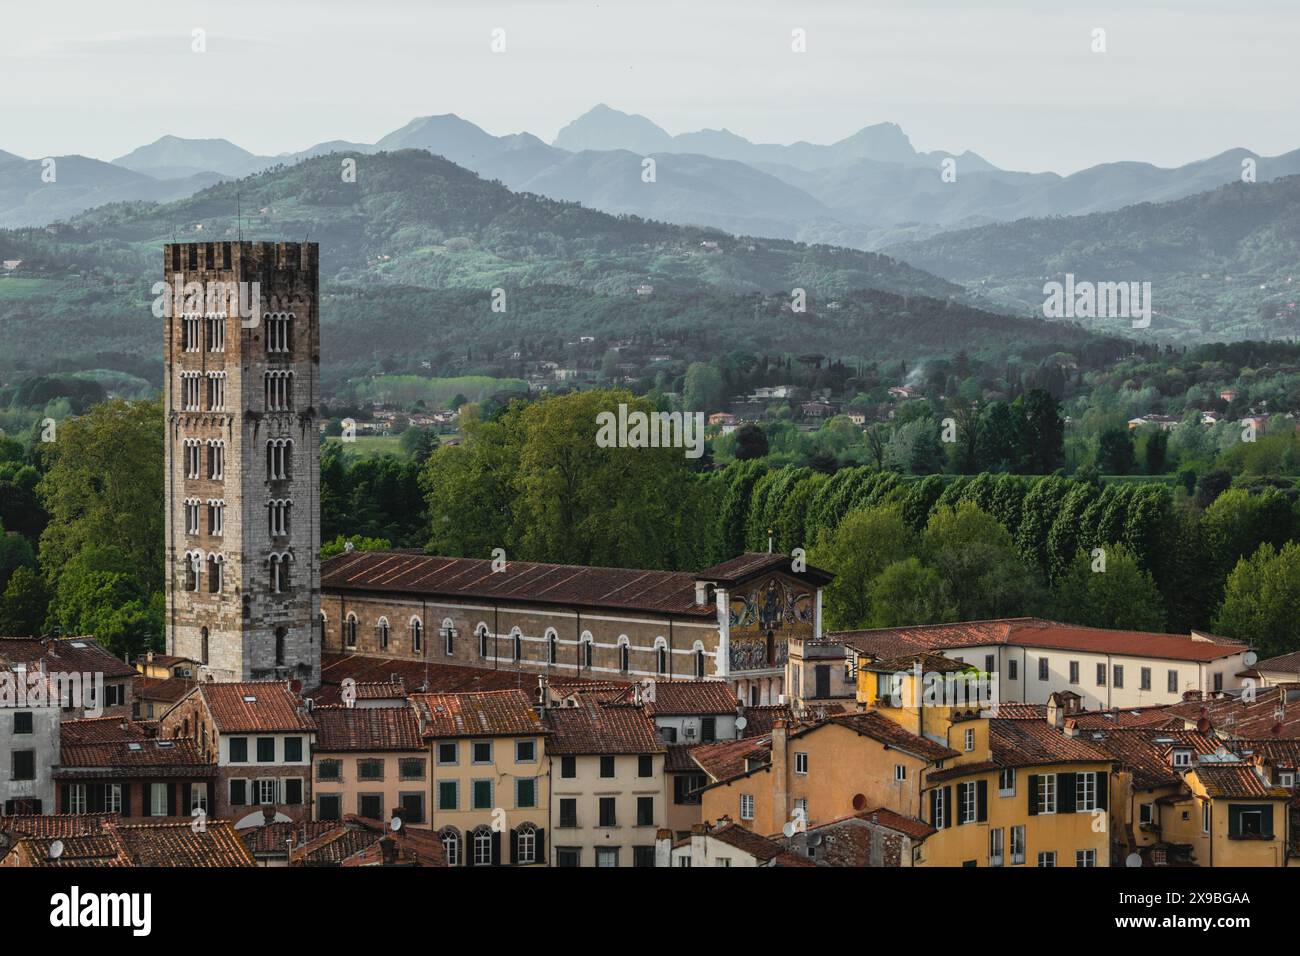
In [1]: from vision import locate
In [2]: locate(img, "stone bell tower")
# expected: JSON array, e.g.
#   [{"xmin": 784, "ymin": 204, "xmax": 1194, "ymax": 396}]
[{"xmin": 163, "ymin": 241, "xmax": 321, "ymax": 685}]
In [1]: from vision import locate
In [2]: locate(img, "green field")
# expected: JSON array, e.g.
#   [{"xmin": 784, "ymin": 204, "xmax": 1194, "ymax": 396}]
[{"xmin": 324, "ymin": 435, "xmax": 406, "ymax": 458}]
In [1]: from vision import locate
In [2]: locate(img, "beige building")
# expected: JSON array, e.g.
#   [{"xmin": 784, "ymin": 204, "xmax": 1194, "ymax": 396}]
[
  {"xmin": 310, "ymin": 704, "xmax": 428, "ymax": 826},
  {"xmin": 544, "ymin": 698, "xmax": 666, "ymax": 867},
  {"xmin": 321, "ymin": 551, "xmax": 833, "ymax": 706},
  {"xmin": 409, "ymin": 689, "xmax": 549, "ymax": 867}
]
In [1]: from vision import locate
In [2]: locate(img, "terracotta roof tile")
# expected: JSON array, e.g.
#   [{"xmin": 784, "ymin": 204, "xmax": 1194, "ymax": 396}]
[
  {"xmin": 988, "ymin": 718, "xmax": 1113, "ymax": 768},
  {"xmin": 847, "ymin": 808, "xmax": 937, "ymax": 841},
  {"xmin": 312, "ymin": 704, "xmax": 424, "ymax": 751},
  {"xmin": 5, "ymin": 820, "xmax": 255, "ymax": 867},
  {"xmin": 677, "ymin": 821, "xmax": 815, "ymax": 866},
  {"xmin": 738, "ymin": 704, "xmax": 792, "ymax": 737},
  {"xmin": 814, "ymin": 712, "xmax": 959, "ymax": 762},
  {"xmin": 410, "ymin": 689, "xmax": 544, "ymax": 739},
  {"xmin": 0, "ymin": 814, "xmax": 118, "ymax": 839},
  {"xmin": 690, "ymin": 735, "xmax": 772, "ymax": 782},
  {"xmin": 1084, "ymin": 729, "xmax": 1219, "ymax": 789},
  {"xmin": 57, "ymin": 738, "xmax": 213, "ymax": 774},
  {"xmin": 544, "ymin": 703, "xmax": 665, "ymax": 755},
  {"xmin": 195, "ymin": 681, "xmax": 317, "ymax": 734},
  {"xmin": 612, "ymin": 679, "xmax": 737, "ymax": 716},
  {"xmin": 0, "ymin": 636, "xmax": 136, "ymax": 678},
  {"xmin": 59, "ymin": 716, "xmax": 153, "ymax": 745},
  {"xmin": 1165, "ymin": 686, "xmax": 1300, "ymax": 738},
  {"xmin": 1193, "ymin": 762, "xmax": 1292, "ymax": 800}
]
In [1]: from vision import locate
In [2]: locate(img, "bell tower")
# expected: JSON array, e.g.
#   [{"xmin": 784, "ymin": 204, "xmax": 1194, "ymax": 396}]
[{"xmin": 163, "ymin": 241, "xmax": 321, "ymax": 686}]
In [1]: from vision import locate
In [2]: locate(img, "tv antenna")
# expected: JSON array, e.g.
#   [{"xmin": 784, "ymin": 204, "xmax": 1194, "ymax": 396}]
[{"xmin": 236, "ymin": 190, "xmax": 242, "ymax": 241}]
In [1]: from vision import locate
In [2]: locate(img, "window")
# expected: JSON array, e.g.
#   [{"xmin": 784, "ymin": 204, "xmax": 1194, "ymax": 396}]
[
  {"xmin": 13, "ymin": 712, "xmax": 32, "ymax": 734},
  {"xmin": 515, "ymin": 740, "xmax": 536, "ymax": 763},
  {"xmin": 358, "ymin": 759, "xmax": 383, "ymax": 781},
  {"xmin": 989, "ymin": 827, "xmax": 1004, "ymax": 867},
  {"xmin": 740, "ymin": 793, "xmax": 754, "ymax": 821},
  {"xmin": 1113, "ymin": 665, "xmax": 1124, "ymax": 689},
  {"xmin": 437, "ymin": 780, "xmax": 459, "ymax": 811},
  {"xmin": 1096, "ymin": 663, "xmax": 1106, "ymax": 686},
  {"xmin": 633, "ymin": 846, "xmax": 657, "ymax": 868},
  {"xmin": 1038, "ymin": 773, "xmax": 1057, "ymax": 814},
  {"xmin": 1139, "ymin": 802, "xmax": 1153, "ymax": 825},
  {"xmin": 283, "ymin": 778, "xmax": 303, "ymax": 805},
  {"xmin": 701, "ymin": 716, "xmax": 716, "ymax": 743},
  {"xmin": 208, "ymin": 499, "xmax": 225, "ymax": 536},
  {"xmin": 1076, "ymin": 771, "xmax": 1097, "ymax": 811},
  {"xmin": 1038, "ymin": 658, "xmax": 1048, "ymax": 681},
  {"xmin": 599, "ymin": 755, "xmax": 615, "ymax": 778},
  {"xmin": 999, "ymin": 767, "xmax": 1016, "ymax": 796},
  {"xmin": 1173, "ymin": 748, "xmax": 1192, "ymax": 768},
  {"xmin": 599, "ymin": 796, "xmax": 617, "ymax": 827},
  {"xmin": 933, "ymin": 786, "xmax": 946, "ymax": 829},
  {"xmin": 185, "ymin": 499, "xmax": 200, "ymax": 535},
  {"xmin": 317, "ymin": 759, "xmax": 342, "ymax": 781},
  {"xmin": 229, "ymin": 737, "xmax": 248, "ymax": 763},
  {"xmin": 472, "ymin": 827, "xmax": 493, "ymax": 866},
  {"xmin": 266, "ymin": 439, "xmax": 292, "ymax": 480},
  {"xmin": 184, "ymin": 440, "xmax": 201, "ymax": 479},
  {"xmin": 1010, "ymin": 825, "xmax": 1025, "ymax": 865},
  {"xmin": 1008, "ymin": 659, "xmax": 1018, "ymax": 681},
  {"xmin": 1140, "ymin": 667, "xmax": 1152, "ymax": 691},
  {"xmin": 560, "ymin": 755, "xmax": 576, "ymax": 778},
  {"xmin": 256, "ymin": 779, "xmax": 279, "ymax": 805},
  {"xmin": 264, "ymin": 370, "xmax": 294, "ymax": 411},
  {"xmin": 512, "ymin": 631, "xmax": 521, "ymax": 662},
  {"xmin": 794, "ymin": 752, "xmax": 809, "ymax": 774},
  {"xmin": 637, "ymin": 796, "xmax": 655, "ymax": 827},
  {"xmin": 964, "ymin": 729, "xmax": 975, "ymax": 752},
  {"xmin": 547, "ymin": 633, "xmax": 557, "ymax": 665},
  {"xmin": 694, "ymin": 649, "xmax": 706, "ymax": 679},
  {"xmin": 207, "ymin": 371, "xmax": 226, "ymax": 410},
  {"xmin": 1076, "ymin": 849, "xmax": 1096, "ymax": 868},
  {"xmin": 1213, "ymin": 672, "xmax": 1223, "ymax": 692},
  {"xmin": 1068, "ymin": 661, "xmax": 1079, "ymax": 685},
  {"xmin": 267, "ymin": 499, "xmax": 290, "ymax": 538},
  {"xmin": 559, "ymin": 798, "xmax": 578, "ymax": 828},
  {"xmin": 515, "ymin": 824, "xmax": 537, "ymax": 865},
  {"xmin": 472, "ymin": 741, "xmax": 492, "ymax": 764},
  {"xmin": 376, "ymin": 617, "xmax": 389, "ymax": 650},
  {"xmin": 345, "ymin": 615, "xmax": 358, "ymax": 648},
  {"xmin": 516, "ymin": 778, "xmax": 537, "ymax": 809},
  {"xmin": 1168, "ymin": 670, "xmax": 1179, "ymax": 694},
  {"xmin": 596, "ymin": 848, "xmax": 619, "ymax": 868},
  {"xmin": 638, "ymin": 754, "xmax": 653, "ymax": 777},
  {"xmin": 206, "ymin": 553, "xmax": 223, "ymax": 593},
  {"xmin": 657, "ymin": 645, "xmax": 667, "ymax": 675},
  {"xmin": 266, "ymin": 312, "xmax": 292, "ymax": 353},
  {"xmin": 894, "ymin": 764, "xmax": 906, "ymax": 782},
  {"xmin": 316, "ymin": 793, "xmax": 341, "ymax": 821},
  {"xmin": 582, "ymin": 638, "xmax": 593, "ymax": 668},
  {"xmin": 206, "ymin": 313, "xmax": 225, "ymax": 352},
  {"xmin": 1227, "ymin": 804, "xmax": 1271, "ymax": 838},
  {"xmin": 181, "ymin": 315, "xmax": 201, "ymax": 353},
  {"xmin": 957, "ymin": 781, "xmax": 984, "ymax": 824},
  {"xmin": 229, "ymin": 779, "xmax": 247, "ymax": 806},
  {"xmin": 399, "ymin": 758, "xmax": 425, "ymax": 781},
  {"xmin": 440, "ymin": 828, "xmax": 460, "ymax": 867},
  {"xmin": 556, "ymin": 847, "xmax": 580, "ymax": 867},
  {"xmin": 619, "ymin": 640, "xmax": 630, "ymax": 673},
  {"xmin": 1279, "ymin": 771, "xmax": 1295, "ymax": 788},
  {"xmin": 437, "ymin": 742, "xmax": 458, "ymax": 765},
  {"xmin": 256, "ymin": 737, "xmax": 276, "ymax": 763},
  {"xmin": 151, "ymin": 782, "xmax": 169, "ymax": 816},
  {"xmin": 1202, "ymin": 800, "xmax": 1211, "ymax": 834},
  {"xmin": 984, "ymin": 654, "xmax": 995, "ymax": 674},
  {"xmin": 357, "ymin": 792, "xmax": 382, "ymax": 820},
  {"xmin": 1037, "ymin": 851, "xmax": 1057, "ymax": 868},
  {"xmin": 68, "ymin": 784, "xmax": 87, "ymax": 814},
  {"xmin": 181, "ymin": 371, "xmax": 202, "ymax": 409},
  {"xmin": 478, "ymin": 626, "xmax": 489, "ymax": 659},
  {"xmin": 207, "ymin": 440, "xmax": 225, "ymax": 480},
  {"xmin": 270, "ymin": 553, "xmax": 290, "ymax": 593},
  {"xmin": 472, "ymin": 779, "xmax": 493, "ymax": 810},
  {"xmin": 398, "ymin": 793, "xmax": 424, "ymax": 825},
  {"xmin": 410, "ymin": 618, "xmax": 423, "ymax": 653}
]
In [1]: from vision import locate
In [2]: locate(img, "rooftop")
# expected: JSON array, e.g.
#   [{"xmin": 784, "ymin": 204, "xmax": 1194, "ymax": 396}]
[
  {"xmin": 410, "ymin": 689, "xmax": 545, "ymax": 739},
  {"xmin": 312, "ymin": 704, "xmax": 424, "ymax": 752},
  {"xmin": 543, "ymin": 703, "xmax": 666, "ymax": 755}
]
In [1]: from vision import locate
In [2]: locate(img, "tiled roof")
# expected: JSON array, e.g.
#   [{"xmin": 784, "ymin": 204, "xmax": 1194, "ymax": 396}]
[
  {"xmin": 862, "ymin": 652, "xmax": 973, "ymax": 674},
  {"xmin": 696, "ymin": 552, "xmax": 833, "ymax": 586},
  {"xmin": 6, "ymin": 833, "xmax": 131, "ymax": 867},
  {"xmin": 0, "ymin": 636, "xmax": 136, "ymax": 678},
  {"xmin": 926, "ymin": 759, "xmax": 1002, "ymax": 784},
  {"xmin": 1165, "ymin": 686, "xmax": 1300, "ymax": 738},
  {"xmin": 665, "ymin": 743, "xmax": 703, "ymax": 772},
  {"xmin": 291, "ymin": 824, "xmax": 378, "ymax": 865},
  {"xmin": 612, "ymin": 679, "xmax": 737, "ymax": 716},
  {"xmin": 984, "ymin": 703, "xmax": 1048, "ymax": 720},
  {"xmin": 738, "ymin": 704, "xmax": 792, "ymax": 737},
  {"xmin": 58, "ymin": 738, "xmax": 213, "ymax": 774},
  {"xmin": 1066, "ymin": 707, "xmax": 1183, "ymax": 731},
  {"xmin": 690, "ymin": 735, "xmax": 772, "ymax": 782},
  {"xmin": 678, "ymin": 821, "xmax": 815, "ymax": 866},
  {"xmin": 289, "ymin": 816, "xmax": 447, "ymax": 867},
  {"xmin": 1193, "ymin": 762, "xmax": 1292, "ymax": 800},
  {"xmin": 1085, "ymin": 729, "xmax": 1219, "ymax": 789},
  {"xmin": 1235, "ymin": 739, "xmax": 1300, "ymax": 768},
  {"xmin": 837, "ymin": 617, "xmax": 1246, "ymax": 664},
  {"xmin": 5, "ymin": 820, "xmax": 255, "ymax": 867},
  {"xmin": 59, "ymin": 716, "xmax": 153, "ymax": 745},
  {"xmin": 356, "ymin": 679, "xmax": 406, "ymax": 700},
  {"xmin": 312, "ymin": 704, "xmax": 424, "ymax": 751},
  {"xmin": 988, "ymin": 719, "xmax": 1113, "ymax": 768},
  {"xmin": 848, "ymin": 808, "xmax": 937, "ymax": 841},
  {"xmin": 544, "ymin": 703, "xmax": 666, "ymax": 755},
  {"xmin": 1256, "ymin": 650, "xmax": 1300, "ymax": 675},
  {"xmin": 134, "ymin": 654, "xmax": 194, "ymax": 668},
  {"xmin": 813, "ymin": 712, "xmax": 959, "ymax": 762},
  {"xmin": 240, "ymin": 821, "xmax": 340, "ymax": 856},
  {"xmin": 0, "ymin": 814, "xmax": 118, "ymax": 839},
  {"xmin": 322, "ymin": 550, "xmax": 714, "ymax": 617},
  {"xmin": 196, "ymin": 681, "xmax": 317, "ymax": 734},
  {"xmin": 133, "ymin": 674, "xmax": 198, "ymax": 703},
  {"xmin": 410, "ymin": 689, "xmax": 544, "ymax": 739}
]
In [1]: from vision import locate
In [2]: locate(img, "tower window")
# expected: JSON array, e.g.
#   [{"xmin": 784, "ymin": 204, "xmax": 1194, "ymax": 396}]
[
  {"xmin": 618, "ymin": 639, "xmax": 630, "ymax": 674},
  {"xmin": 206, "ymin": 314, "xmax": 225, "ymax": 352},
  {"xmin": 181, "ymin": 372, "xmax": 202, "ymax": 410},
  {"xmin": 206, "ymin": 554, "xmax": 222, "ymax": 593},
  {"xmin": 275, "ymin": 627, "xmax": 286, "ymax": 667},
  {"xmin": 266, "ymin": 312, "xmax": 293, "ymax": 354},
  {"xmin": 207, "ymin": 441, "xmax": 225, "ymax": 480},
  {"xmin": 345, "ymin": 614, "xmax": 358, "ymax": 649},
  {"xmin": 207, "ymin": 372, "xmax": 226, "ymax": 411},
  {"xmin": 694, "ymin": 649, "xmax": 705, "ymax": 679},
  {"xmin": 184, "ymin": 499, "xmax": 201, "ymax": 536},
  {"xmin": 270, "ymin": 553, "xmax": 290, "ymax": 593},
  {"xmin": 266, "ymin": 439, "xmax": 292, "ymax": 480},
  {"xmin": 181, "ymin": 315, "xmax": 202, "ymax": 352},
  {"xmin": 410, "ymin": 618, "xmax": 423, "ymax": 653},
  {"xmin": 185, "ymin": 552, "xmax": 202, "ymax": 592},
  {"xmin": 264, "ymin": 370, "xmax": 293, "ymax": 412},
  {"xmin": 200, "ymin": 626, "xmax": 209, "ymax": 666},
  {"xmin": 377, "ymin": 618, "xmax": 390, "ymax": 650},
  {"xmin": 267, "ymin": 499, "xmax": 291, "ymax": 537}
]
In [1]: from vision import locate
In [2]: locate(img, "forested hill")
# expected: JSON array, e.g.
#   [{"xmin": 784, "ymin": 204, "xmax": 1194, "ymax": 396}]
[{"xmin": 885, "ymin": 175, "xmax": 1300, "ymax": 344}]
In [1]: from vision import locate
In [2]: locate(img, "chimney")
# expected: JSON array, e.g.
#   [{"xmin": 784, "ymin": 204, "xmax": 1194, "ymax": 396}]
[
  {"xmin": 690, "ymin": 822, "xmax": 709, "ymax": 863},
  {"xmin": 379, "ymin": 835, "xmax": 398, "ymax": 865},
  {"xmin": 1046, "ymin": 695, "xmax": 1063, "ymax": 730},
  {"xmin": 654, "ymin": 828, "xmax": 673, "ymax": 867},
  {"xmin": 771, "ymin": 719, "xmax": 789, "ymax": 825},
  {"xmin": 262, "ymin": 805, "xmax": 276, "ymax": 824},
  {"xmin": 535, "ymin": 675, "xmax": 549, "ymax": 716}
]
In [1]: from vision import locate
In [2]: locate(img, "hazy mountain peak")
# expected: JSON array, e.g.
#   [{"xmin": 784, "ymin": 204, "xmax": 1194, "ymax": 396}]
[
  {"xmin": 112, "ymin": 135, "xmax": 255, "ymax": 170},
  {"xmin": 0, "ymin": 148, "xmax": 26, "ymax": 165},
  {"xmin": 553, "ymin": 104, "xmax": 672, "ymax": 153}
]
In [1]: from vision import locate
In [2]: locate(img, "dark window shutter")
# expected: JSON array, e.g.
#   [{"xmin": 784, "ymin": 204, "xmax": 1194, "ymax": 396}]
[
  {"xmin": 976, "ymin": 780, "xmax": 988, "ymax": 822},
  {"xmin": 943, "ymin": 786, "xmax": 952, "ymax": 829},
  {"xmin": 929, "ymin": 788, "xmax": 938, "ymax": 826},
  {"xmin": 166, "ymin": 783, "xmax": 177, "ymax": 816},
  {"xmin": 955, "ymin": 783, "xmax": 967, "ymax": 825},
  {"xmin": 535, "ymin": 828, "xmax": 545, "ymax": 865},
  {"xmin": 231, "ymin": 779, "xmax": 246, "ymax": 806},
  {"xmin": 1058, "ymin": 773, "xmax": 1075, "ymax": 814},
  {"xmin": 59, "ymin": 784, "xmax": 69, "ymax": 813},
  {"xmin": 509, "ymin": 827, "xmax": 519, "ymax": 865},
  {"xmin": 1095, "ymin": 772, "xmax": 1108, "ymax": 810},
  {"xmin": 1027, "ymin": 775, "xmax": 1039, "ymax": 815},
  {"xmin": 183, "ymin": 783, "xmax": 193, "ymax": 814},
  {"xmin": 491, "ymin": 830, "xmax": 501, "ymax": 865},
  {"xmin": 120, "ymin": 784, "xmax": 131, "ymax": 817}
]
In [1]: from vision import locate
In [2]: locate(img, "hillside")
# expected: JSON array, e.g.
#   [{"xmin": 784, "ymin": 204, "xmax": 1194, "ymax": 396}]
[{"xmin": 885, "ymin": 175, "xmax": 1300, "ymax": 343}]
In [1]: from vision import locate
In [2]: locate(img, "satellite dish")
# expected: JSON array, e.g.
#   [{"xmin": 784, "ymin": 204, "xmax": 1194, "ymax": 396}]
[
  {"xmin": 390, "ymin": 816, "xmax": 403, "ymax": 832},
  {"xmin": 1243, "ymin": 650, "xmax": 1258, "ymax": 668},
  {"xmin": 782, "ymin": 822, "xmax": 795, "ymax": 838},
  {"xmin": 49, "ymin": 840, "xmax": 64, "ymax": 860},
  {"xmin": 1125, "ymin": 853, "xmax": 1142, "ymax": 868},
  {"xmin": 735, "ymin": 716, "xmax": 748, "ymax": 730}
]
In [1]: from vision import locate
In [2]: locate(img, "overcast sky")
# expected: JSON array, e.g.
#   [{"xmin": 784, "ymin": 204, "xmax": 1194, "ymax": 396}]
[{"xmin": 2, "ymin": 0, "xmax": 1295, "ymax": 174}]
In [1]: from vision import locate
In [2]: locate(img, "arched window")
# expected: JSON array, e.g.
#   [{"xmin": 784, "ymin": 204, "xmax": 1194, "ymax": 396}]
[
  {"xmin": 275, "ymin": 627, "xmax": 286, "ymax": 666},
  {"xmin": 477, "ymin": 624, "xmax": 489, "ymax": 659},
  {"xmin": 512, "ymin": 629, "xmax": 522, "ymax": 662},
  {"xmin": 206, "ymin": 553, "xmax": 223, "ymax": 594},
  {"xmin": 410, "ymin": 617, "xmax": 423, "ymax": 653},
  {"xmin": 582, "ymin": 635, "xmax": 593, "ymax": 669},
  {"xmin": 317, "ymin": 611, "xmax": 326, "ymax": 646},
  {"xmin": 516, "ymin": 823, "xmax": 537, "ymax": 865},
  {"xmin": 439, "ymin": 827, "xmax": 461, "ymax": 867},
  {"xmin": 345, "ymin": 614, "xmax": 358, "ymax": 649},
  {"xmin": 266, "ymin": 438, "xmax": 293, "ymax": 481},
  {"xmin": 377, "ymin": 617, "xmax": 390, "ymax": 650},
  {"xmin": 185, "ymin": 551, "xmax": 201, "ymax": 592},
  {"xmin": 655, "ymin": 639, "xmax": 668, "ymax": 676},
  {"xmin": 270, "ymin": 553, "xmax": 290, "ymax": 593},
  {"xmin": 547, "ymin": 631, "xmax": 557, "ymax": 665},
  {"xmin": 618, "ymin": 637, "xmax": 630, "ymax": 674},
  {"xmin": 441, "ymin": 617, "xmax": 456, "ymax": 656},
  {"xmin": 472, "ymin": 826, "xmax": 493, "ymax": 866},
  {"xmin": 200, "ymin": 626, "xmax": 209, "ymax": 666},
  {"xmin": 694, "ymin": 648, "xmax": 706, "ymax": 679}
]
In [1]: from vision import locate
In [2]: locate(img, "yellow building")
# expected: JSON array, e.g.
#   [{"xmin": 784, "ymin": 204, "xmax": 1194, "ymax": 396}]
[
  {"xmin": 309, "ymin": 704, "xmax": 428, "ymax": 827},
  {"xmin": 409, "ymin": 689, "xmax": 549, "ymax": 867}
]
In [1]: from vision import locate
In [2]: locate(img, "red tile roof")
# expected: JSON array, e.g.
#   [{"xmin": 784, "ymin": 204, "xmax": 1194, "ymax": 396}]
[
  {"xmin": 0, "ymin": 814, "xmax": 118, "ymax": 840},
  {"xmin": 544, "ymin": 703, "xmax": 666, "ymax": 755},
  {"xmin": 837, "ymin": 617, "xmax": 1246, "ymax": 664},
  {"xmin": 847, "ymin": 808, "xmax": 937, "ymax": 841},
  {"xmin": 988, "ymin": 718, "xmax": 1113, "ymax": 768},
  {"xmin": 1193, "ymin": 762, "xmax": 1292, "ymax": 800},
  {"xmin": 133, "ymin": 674, "xmax": 199, "ymax": 703},
  {"xmin": 1065, "ymin": 707, "xmax": 1184, "ymax": 731},
  {"xmin": 0, "ymin": 636, "xmax": 136, "ymax": 678},
  {"xmin": 1257, "ymin": 650, "xmax": 1300, "ymax": 675},
  {"xmin": 322, "ymin": 551, "xmax": 714, "ymax": 617},
  {"xmin": 1085, "ymin": 729, "xmax": 1219, "ymax": 789},
  {"xmin": 689, "ymin": 735, "xmax": 772, "ymax": 782},
  {"xmin": 1165, "ymin": 686, "xmax": 1300, "ymax": 738},
  {"xmin": 612, "ymin": 679, "xmax": 737, "ymax": 716},
  {"xmin": 240, "ymin": 820, "xmax": 340, "ymax": 856},
  {"xmin": 676, "ymin": 820, "xmax": 815, "ymax": 866},
  {"xmin": 811, "ymin": 712, "xmax": 959, "ymax": 762},
  {"xmin": 312, "ymin": 704, "xmax": 424, "ymax": 751},
  {"xmin": 57, "ymin": 738, "xmax": 213, "ymax": 775},
  {"xmin": 59, "ymin": 717, "xmax": 153, "ymax": 745},
  {"xmin": 195, "ymin": 681, "xmax": 317, "ymax": 734},
  {"xmin": 4, "ymin": 820, "xmax": 255, "ymax": 867},
  {"xmin": 410, "ymin": 689, "xmax": 544, "ymax": 739},
  {"xmin": 697, "ymin": 553, "xmax": 833, "ymax": 586}
]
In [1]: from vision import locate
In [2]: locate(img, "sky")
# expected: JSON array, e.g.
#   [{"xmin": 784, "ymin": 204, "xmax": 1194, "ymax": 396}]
[{"xmin": 1, "ymin": 0, "xmax": 1296, "ymax": 174}]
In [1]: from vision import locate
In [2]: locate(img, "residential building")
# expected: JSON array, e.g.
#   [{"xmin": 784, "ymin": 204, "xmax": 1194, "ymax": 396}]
[
  {"xmin": 311, "ymin": 704, "xmax": 428, "ymax": 826},
  {"xmin": 0, "ymin": 666, "xmax": 60, "ymax": 814},
  {"xmin": 658, "ymin": 820, "xmax": 813, "ymax": 867},
  {"xmin": 0, "ymin": 636, "xmax": 135, "ymax": 719}
]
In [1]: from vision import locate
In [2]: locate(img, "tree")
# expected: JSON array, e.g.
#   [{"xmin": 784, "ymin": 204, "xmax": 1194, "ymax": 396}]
[
  {"xmin": 733, "ymin": 424, "xmax": 770, "ymax": 461},
  {"xmin": 1097, "ymin": 427, "xmax": 1136, "ymax": 475},
  {"xmin": 0, "ymin": 521, "xmax": 36, "ymax": 593},
  {"xmin": 867, "ymin": 558, "xmax": 956, "ymax": 627},
  {"xmin": 1213, "ymin": 542, "xmax": 1300, "ymax": 657},
  {"xmin": 399, "ymin": 426, "xmax": 439, "ymax": 462},
  {"xmin": 682, "ymin": 362, "xmax": 726, "ymax": 413},
  {"xmin": 1052, "ymin": 544, "xmax": 1166, "ymax": 632},
  {"xmin": 44, "ymin": 545, "xmax": 162, "ymax": 658},
  {"xmin": 1015, "ymin": 389, "xmax": 1064, "ymax": 474},
  {"xmin": 885, "ymin": 418, "xmax": 944, "ymax": 475},
  {"xmin": 1194, "ymin": 469, "xmax": 1233, "ymax": 509},
  {"xmin": 321, "ymin": 534, "xmax": 392, "ymax": 560},
  {"xmin": 0, "ymin": 566, "xmax": 50, "ymax": 635},
  {"xmin": 1144, "ymin": 429, "xmax": 1169, "ymax": 474},
  {"xmin": 812, "ymin": 506, "xmax": 916, "ymax": 629},
  {"xmin": 923, "ymin": 502, "xmax": 1046, "ymax": 620}
]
